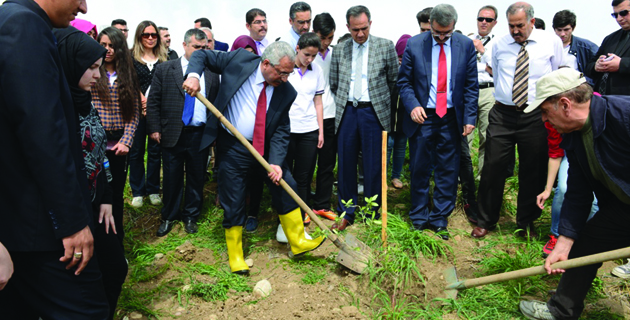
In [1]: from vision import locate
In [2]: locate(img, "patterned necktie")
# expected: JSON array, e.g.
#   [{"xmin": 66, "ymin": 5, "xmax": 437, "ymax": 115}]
[
  {"xmin": 252, "ymin": 82, "xmax": 268, "ymax": 156},
  {"xmin": 512, "ymin": 41, "xmax": 529, "ymax": 108},
  {"xmin": 436, "ymin": 43, "xmax": 447, "ymax": 118},
  {"xmin": 353, "ymin": 44, "xmax": 364, "ymax": 106},
  {"xmin": 182, "ymin": 93, "xmax": 195, "ymax": 125}
]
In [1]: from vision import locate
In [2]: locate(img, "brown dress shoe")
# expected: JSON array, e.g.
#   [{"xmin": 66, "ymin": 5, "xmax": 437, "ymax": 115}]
[
  {"xmin": 331, "ymin": 218, "xmax": 351, "ymax": 232},
  {"xmin": 471, "ymin": 227, "xmax": 489, "ymax": 238},
  {"xmin": 391, "ymin": 178, "xmax": 403, "ymax": 189}
]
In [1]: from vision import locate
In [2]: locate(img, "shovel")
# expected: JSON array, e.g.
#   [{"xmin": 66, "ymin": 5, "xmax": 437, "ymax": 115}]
[
  {"xmin": 195, "ymin": 93, "xmax": 372, "ymax": 274},
  {"xmin": 444, "ymin": 246, "xmax": 630, "ymax": 299}
]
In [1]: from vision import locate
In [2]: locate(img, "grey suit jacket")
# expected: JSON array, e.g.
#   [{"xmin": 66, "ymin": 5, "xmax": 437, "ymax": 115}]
[
  {"xmin": 330, "ymin": 35, "xmax": 398, "ymax": 133},
  {"xmin": 146, "ymin": 58, "xmax": 219, "ymax": 148}
]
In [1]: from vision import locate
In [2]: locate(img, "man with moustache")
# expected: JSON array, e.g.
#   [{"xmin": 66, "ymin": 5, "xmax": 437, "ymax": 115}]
[
  {"xmin": 0, "ymin": 0, "xmax": 109, "ymax": 317},
  {"xmin": 278, "ymin": 2, "xmax": 312, "ymax": 49},
  {"xmin": 330, "ymin": 5, "xmax": 398, "ymax": 231},
  {"xmin": 159, "ymin": 26, "xmax": 179, "ymax": 60},
  {"xmin": 246, "ymin": 8, "xmax": 269, "ymax": 55},
  {"xmin": 472, "ymin": 2, "xmax": 565, "ymax": 239},
  {"xmin": 585, "ymin": 0, "xmax": 630, "ymax": 95}
]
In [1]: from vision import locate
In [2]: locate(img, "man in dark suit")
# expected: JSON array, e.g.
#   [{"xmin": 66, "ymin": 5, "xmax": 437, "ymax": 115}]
[
  {"xmin": 397, "ymin": 4, "xmax": 478, "ymax": 240},
  {"xmin": 584, "ymin": 0, "xmax": 630, "ymax": 95},
  {"xmin": 0, "ymin": 0, "xmax": 108, "ymax": 318},
  {"xmin": 194, "ymin": 17, "xmax": 229, "ymax": 51},
  {"xmin": 330, "ymin": 5, "xmax": 398, "ymax": 231},
  {"xmin": 147, "ymin": 29, "xmax": 219, "ymax": 237},
  {"xmin": 183, "ymin": 41, "xmax": 324, "ymax": 274}
]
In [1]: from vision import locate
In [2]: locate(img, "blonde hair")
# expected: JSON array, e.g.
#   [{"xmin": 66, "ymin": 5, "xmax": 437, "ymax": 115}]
[{"xmin": 131, "ymin": 20, "xmax": 167, "ymax": 63}]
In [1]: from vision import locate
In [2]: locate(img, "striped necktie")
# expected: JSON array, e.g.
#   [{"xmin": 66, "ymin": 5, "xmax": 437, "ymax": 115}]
[{"xmin": 512, "ymin": 41, "xmax": 529, "ymax": 108}]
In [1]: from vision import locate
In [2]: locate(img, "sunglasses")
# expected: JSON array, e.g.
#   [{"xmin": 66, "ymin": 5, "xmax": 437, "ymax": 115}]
[
  {"xmin": 141, "ymin": 33, "xmax": 158, "ymax": 39},
  {"xmin": 612, "ymin": 9, "xmax": 630, "ymax": 18},
  {"xmin": 477, "ymin": 17, "xmax": 495, "ymax": 23}
]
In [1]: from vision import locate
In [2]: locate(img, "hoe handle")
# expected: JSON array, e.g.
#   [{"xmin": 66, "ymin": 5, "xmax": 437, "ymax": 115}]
[
  {"xmin": 196, "ymin": 93, "xmax": 341, "ymax": 243},
  {"xmin": 447, "ymin": 246, "xmax": 630, "ymax": 290}
]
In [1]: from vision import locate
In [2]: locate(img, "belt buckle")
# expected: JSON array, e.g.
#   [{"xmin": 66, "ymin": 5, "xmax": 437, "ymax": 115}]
[{"xmin": 353, "ymin": 100, "xmax": 358, "ymax": 107}]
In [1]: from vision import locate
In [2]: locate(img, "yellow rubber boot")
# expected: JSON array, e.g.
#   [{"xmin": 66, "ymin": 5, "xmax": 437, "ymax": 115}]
[
  {"xmin": 279, "ymin": 208, "xmax": 326, "ymax": 256},
  {"xmin": 225, "ymin": 226, "xmax": 249, "ymax": 274}
]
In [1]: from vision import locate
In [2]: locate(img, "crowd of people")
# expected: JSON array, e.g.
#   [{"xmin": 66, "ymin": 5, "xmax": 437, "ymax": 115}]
[{"xmin": 0, "ymin": 0, "xmax": 629, "ymax": 319}]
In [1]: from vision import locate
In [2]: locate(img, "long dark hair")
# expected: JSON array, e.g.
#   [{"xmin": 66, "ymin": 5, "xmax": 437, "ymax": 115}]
[
  {"xmin": 131, "ymin": 20, "xmax": 167, "ymax": 63},
  {"xmin": 95, "ymin": 27, "xmax": 140, "ymax": 123}
]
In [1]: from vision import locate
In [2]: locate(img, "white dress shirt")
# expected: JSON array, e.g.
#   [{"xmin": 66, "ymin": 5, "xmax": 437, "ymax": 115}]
[
  {"xmin": 224, "ymin": 64, "xmax": 273, "ymax": 140},
  {"xmin": 312, "ymin": 47, "xmax": 335, "ymax": 119},
  {"xmin": 255, "ymin": 37, "xmax": 268, "ymax": 56},
  {"xmin": 181, "ymin": 57, "xmax": 207, "ymax": 126},
  {"xmin": 468, "ymin": 32, "xmax": 495, "ymax": 84},
  {"xmin": 491, "ymin": 28, "xmax": 565, "ymax": 106},
  {"xmin": 347, "ymin": 37, "xmax": 371, "ymax": 103},
  {"xmin": 280, "ymin": 28, "xmax": 300, "ymax": 50}
]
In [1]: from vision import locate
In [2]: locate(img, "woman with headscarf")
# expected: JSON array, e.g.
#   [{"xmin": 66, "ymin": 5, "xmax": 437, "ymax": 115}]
[
  {"xmin": 231, "ymin": 35, "xmax": 258, "ymax": 55},
  {"xmin": 128, "ymin": 20, "xmax": 168, "ymax": 208},
  {"xmin": 92, "ymin": 27, "xmax": 141, "ymax": 243},
  {"xmin": 53, "ymin": 26, "xmax": 128, "ymax": 320},
  {"xmin": 70, "ymin": 18, "xmax": 98, "ymax": 40}
]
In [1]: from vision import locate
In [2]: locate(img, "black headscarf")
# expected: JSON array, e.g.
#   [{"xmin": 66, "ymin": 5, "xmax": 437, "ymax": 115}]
[{"xmin": 53, "ymin": 26, "xmax": 107, "ymax": 116}]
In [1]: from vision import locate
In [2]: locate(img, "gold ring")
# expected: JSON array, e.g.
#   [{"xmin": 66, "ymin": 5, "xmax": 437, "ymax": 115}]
[{"xmin": 74, "ymin": 252, "xmax": 83, "ymax": 259}]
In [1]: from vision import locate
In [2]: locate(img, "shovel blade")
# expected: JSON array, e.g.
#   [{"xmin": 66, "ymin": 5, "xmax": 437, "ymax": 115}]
[
  {"xmin": 443, "ymin": 266, "xmax": 459, "ymax": 300},
  {"xmin": 336, "ymin": 233, "xmax": 372, "ymax": 274}
]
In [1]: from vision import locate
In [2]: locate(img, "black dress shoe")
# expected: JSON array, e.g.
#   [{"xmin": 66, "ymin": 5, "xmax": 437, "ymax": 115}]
[
  {"xmin": 413, "ymin": 224, "xmax": 429, "ymax": 232},
  {"xmin": 184, "ymin": 220, "xmax": 198, "ymax": 234},
  {"xmin": 433, "ymin": 227, "xmax": 450, "ymax": 240},
  {"xmin": 156, "ymin": 220, "xmax": 175, "ymax": 237}
]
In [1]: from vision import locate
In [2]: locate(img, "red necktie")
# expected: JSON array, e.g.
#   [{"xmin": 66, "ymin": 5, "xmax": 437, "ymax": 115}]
[
  {"xmin": 436, "ymin": 43, "xmax": 447, "ymax": 118},
  {"xmin": 252, "ymin": 82, "xmax": 268, "ymax": 156}
]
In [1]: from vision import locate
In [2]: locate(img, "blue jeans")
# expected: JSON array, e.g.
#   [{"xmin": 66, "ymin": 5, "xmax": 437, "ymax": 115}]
[
  {"xmin": 550, "ymin": 156, "xmax": 599, "ymax": 236},
  {"xmin": 387, "ymin": 131, "xmax": 407, "ymax": 180}
]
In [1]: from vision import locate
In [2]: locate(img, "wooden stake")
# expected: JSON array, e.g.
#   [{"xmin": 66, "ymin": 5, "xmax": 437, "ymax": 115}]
[{"xmin": 381, "ymin": 131, "xmax": 388, "ymax": 247}]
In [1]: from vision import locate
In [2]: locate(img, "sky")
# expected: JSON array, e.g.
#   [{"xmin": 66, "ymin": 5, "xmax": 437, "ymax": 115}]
[{"xmin": 78, "ymin": 0, "xmax": 620, "ymax": 56}]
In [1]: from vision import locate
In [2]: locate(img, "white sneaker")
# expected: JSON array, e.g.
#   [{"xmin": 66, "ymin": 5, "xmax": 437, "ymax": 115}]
[
  {"xmin": 149, "ymin": 194, "xmax": 162, "ymax": 205},
  {"xmin": 276, "ymin": 223, "xmax": 312, "ymax": 244},
  {"xmin": 612, "ymin": 259, "xmax": 630, "ymax": 279},
  {"xmin": 131, "ymin": 196, "xmax": 143, "ymax": 208}
]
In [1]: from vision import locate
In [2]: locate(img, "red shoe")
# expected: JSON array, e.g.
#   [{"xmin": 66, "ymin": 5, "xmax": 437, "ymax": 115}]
[
  {"xmin": 312, "ymin": 209, "xmax": 338, "ymax": 221},
  {"xmin": 542, "ymin": 235, "xmax": 558, "ymax": 258}
]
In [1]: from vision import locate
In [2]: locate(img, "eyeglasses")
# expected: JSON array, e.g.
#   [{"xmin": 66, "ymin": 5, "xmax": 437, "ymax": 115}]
[
  {"xmin": 271, "ymin": 65, "xmax": 294, "ymax": 77},
  {"xmin": 477, "ymin": 17, "xmax": 495, "ymax": 23},
  {"xmin": 118, "ymin": 28, "xmax": 129, "ymax": 32},
  {"xmin": 611, "ymin": 9, "xmax": 630, "ymax": 18},
  {"xmin": 295, "ymin": 19, "xmax": 312, "ymax": 25},
  {"xmin": 141, "ymin": 33, "xmax": 158, "ymax": 39},
  {"xmin": 431, "ymin": 30, "xmax": 453, "ymax": 39},
  {"xmin": 191, "ymin": 44, "xmax": 208, "ymax": 50},
  {"xmin": 251, "ymin": 19, "xmax": 267, "ymax": 25}
]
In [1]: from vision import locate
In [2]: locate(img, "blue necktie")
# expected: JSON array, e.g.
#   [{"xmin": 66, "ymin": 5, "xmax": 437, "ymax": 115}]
[{"xmin": 182, "ymin": 93, "xmax": 195, "ymax": 125}]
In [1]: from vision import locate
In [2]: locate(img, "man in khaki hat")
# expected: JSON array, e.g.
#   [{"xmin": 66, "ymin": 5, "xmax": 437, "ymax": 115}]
[{"xmin": 518, "ymin": 68, "xmax": 630, "ymax": 319}]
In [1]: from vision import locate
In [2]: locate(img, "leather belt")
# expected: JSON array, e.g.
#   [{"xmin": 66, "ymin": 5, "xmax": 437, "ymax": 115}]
[
  {"xmin": 479, "ymin": 83, "xmax": 494, "ymax": 89},
  {"xmin": 182, "ymin": 126, "xmax": 204, "ymax": 132},
  {"xmin": 347, "ymin": 101, "xmax": 372, "ymax": 108},
  {"xmin": 495, "ymin": 101, "xmax": 527, "ymax": 112}
]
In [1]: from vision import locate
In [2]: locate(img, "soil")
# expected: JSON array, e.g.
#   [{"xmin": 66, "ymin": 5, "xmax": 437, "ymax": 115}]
[{"xmin": 119, "ymin": 185, "xmax": 630, "ymax": 320}]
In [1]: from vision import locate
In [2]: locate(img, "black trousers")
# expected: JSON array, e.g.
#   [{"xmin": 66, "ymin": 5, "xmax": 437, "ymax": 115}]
[
  {"xmin": 106, "ymin": 150, "xmax": 127, "ymax": 243},
  {"xmin": 459, "ymin": 136, "xmax": 477, "ymax": 205},
  {"xmin": 312, "ymin": 118, "xmax": 337, "ymax": 210},
  {"xmin": 477, "ymin": 106, "xmax": 548, "ymax": 229},
  {"xmin": 161, "ymin": 127, "xmax": 209, "ymax": 222},
  {"xmin": 548, "ymin": 202, "xmax": 630, "ymax": 319},
  {"xmin": 217, "ymin": 130, "xmax": 299, "ymax": 228},
  {"xmin": 287, "ymin": 130, "xmax": 319, "ymax": 211},
  {"xmin": 0, "ymin": 250, "xmax": 109, "ymax": 319}
]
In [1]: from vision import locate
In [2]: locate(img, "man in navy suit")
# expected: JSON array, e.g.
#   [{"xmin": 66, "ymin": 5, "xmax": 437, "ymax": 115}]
[
  {"xmin": 397, "ymin": 4, "xmax": 478, "ymax": 240},
  {"xmin": 147, "ymin": 29, "xmax": 220, "ymax": 237},
  {"xmin": 183, "ymin": 41, "xmax": 324, "ymax": 274}
]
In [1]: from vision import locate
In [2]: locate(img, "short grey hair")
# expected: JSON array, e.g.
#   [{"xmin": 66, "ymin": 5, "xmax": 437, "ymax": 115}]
[
  {"xmin": 346, "ymin": 5, "xmax": 371, "ymax": 24},
  {"xmin": 289, "ymin": 2, "xmax": 311, "ymax": 19},
  {"xmin": 184, "ymin": 28, "xmax": 207, "ymax": 44},
  {"xmin": 262, "ymin": 41, "xmax": 296, "ymax": 65},
  {"xmin": 430, "ymin": 4, "xmax": 458, "ymax": 27},
  {"xmin": 507, "ymin": 2, "xmax": 534, "ymax": 20},
  {"xmin": 198, "ymin": 27, "xmax": 214, "ymax": 38}
]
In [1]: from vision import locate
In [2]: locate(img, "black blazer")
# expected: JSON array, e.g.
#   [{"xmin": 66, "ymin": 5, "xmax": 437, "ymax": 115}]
[
  {"xmin": 186, "ymin": 49, "xmax": 298, "ymax": 166},
  {"xmin": 0, "ymin": 0, "xmax": 92, "ymax": 251},
  {"xmin": 585, "ymin": 28, "xmax": 630, "ymax": 95},
  {"xmin": 146, "ymin": 58, "xmax": 219, "ymax": 148}
]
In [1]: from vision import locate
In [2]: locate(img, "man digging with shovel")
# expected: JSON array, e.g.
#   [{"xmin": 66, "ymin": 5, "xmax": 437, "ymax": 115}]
[
  {"xmin": 183, "ymin": 41, "xmax": 325, "ymax": 274},
  {"xmin": 517, "ymin": 68, "xmax": 630, "ymax": 319}
]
